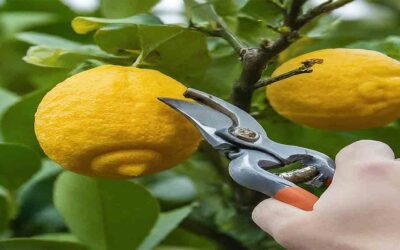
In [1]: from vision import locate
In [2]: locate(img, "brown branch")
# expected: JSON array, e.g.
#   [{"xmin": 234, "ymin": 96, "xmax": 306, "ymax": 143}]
[
  {"xmin": 285, "ymin": 0, "xmax": 307, "ymax": 27},
  {"xmin": 230, "ymin": 0, "xmax": 354, "ymax": 112},
  {"xmin": 295, "ymin": 0, "xmax": 353, "ymax": 29},
  {"xmin": 253, "ymin": 58, "xmax": 323, "ymax": 89}
]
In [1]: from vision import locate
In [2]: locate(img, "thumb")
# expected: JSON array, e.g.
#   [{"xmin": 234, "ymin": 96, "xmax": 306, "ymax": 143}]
[{"xmin": 252, "ymin": 198, "xmax": 307, "ymax": 237}]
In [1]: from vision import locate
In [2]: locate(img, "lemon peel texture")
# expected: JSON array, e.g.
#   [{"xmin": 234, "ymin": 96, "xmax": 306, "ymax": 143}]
[
  {"xmin": 35, "ymin": 65, "xmax": 201, "ymax": 178},
  {"xmin": 266, "ymin": 48, "xmax": 400, "ymax": 130}
]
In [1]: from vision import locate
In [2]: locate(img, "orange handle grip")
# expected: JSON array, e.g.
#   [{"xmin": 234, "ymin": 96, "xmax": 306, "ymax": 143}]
[{"xmin": 274, "ymin": 186, "xmax": 318, "ymax": 211}]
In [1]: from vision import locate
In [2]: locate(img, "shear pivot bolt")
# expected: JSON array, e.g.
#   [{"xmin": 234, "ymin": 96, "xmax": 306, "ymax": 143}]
[{"xmin": 231, "ymin": 127, "xmax": 259, "ymax": 142}]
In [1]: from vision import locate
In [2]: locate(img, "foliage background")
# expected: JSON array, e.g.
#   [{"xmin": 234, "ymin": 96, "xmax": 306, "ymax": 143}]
[{"xmin": 0, "ymin": 0, "xmax": 400, "ymax": 249}]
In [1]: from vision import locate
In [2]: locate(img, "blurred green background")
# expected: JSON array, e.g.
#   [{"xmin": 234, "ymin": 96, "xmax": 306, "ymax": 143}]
[{"xmin": 0, "ymin": 0, "xmax": 399, "ymax": 249}]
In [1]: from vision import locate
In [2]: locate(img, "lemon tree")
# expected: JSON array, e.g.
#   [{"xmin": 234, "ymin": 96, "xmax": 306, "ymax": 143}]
[{"xmin": 1, "ymin": 0, "xmax": 400, "ymax": 250}]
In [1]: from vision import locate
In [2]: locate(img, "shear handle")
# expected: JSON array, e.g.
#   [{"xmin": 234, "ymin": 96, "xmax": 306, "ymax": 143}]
[{"xmin": 228, "ymin": 149, "xmax": 318, "ymax": 211}]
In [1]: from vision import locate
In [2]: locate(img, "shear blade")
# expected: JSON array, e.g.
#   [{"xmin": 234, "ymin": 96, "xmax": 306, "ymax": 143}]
[{"xmin": 158, "ymin": 97, "xmax": 233, "ymax": 149}]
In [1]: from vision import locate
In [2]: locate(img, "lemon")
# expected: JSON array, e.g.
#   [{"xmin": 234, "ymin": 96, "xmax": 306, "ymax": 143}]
[
  {"xmin": 266, "ymin": 48, "xmax": 400, "ymax": 130},
  {"xmin": 35, "ymin": 65, "xmax": 201, "ymax": 178}
]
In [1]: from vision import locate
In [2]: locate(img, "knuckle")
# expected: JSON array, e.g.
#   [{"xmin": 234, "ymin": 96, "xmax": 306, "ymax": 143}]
[
  {"xmin": 336, "ymin": 140, "xmax": 394, "ymax": 164},
  {"xmin": 356, "ymin": 159, "xmax": 391, "ymax": 177}
]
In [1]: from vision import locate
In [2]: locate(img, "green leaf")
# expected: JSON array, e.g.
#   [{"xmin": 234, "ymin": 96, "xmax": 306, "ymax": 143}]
[
  {"xmin": 18, "ymin": 32, "xmax": 126, "ymax": 68},
  {"xmin": 139, "ymin": 205, "xmax": 194, "ymax": 250},
  {"xmin": 175, "ymin": 152, "xmax": 278, "ymax": 249},
  {"xmin": 137, "ymin": 25, "xmax": 211, "ymax": 77},
  {"xmin": 0, "ymin": 88, "xmax": 19, "ymax": 117},
  {"xmin": 147, "ymin": 175, "xmax": 197, "ymax": 207},
  {"xmin": 0, "ymin": 143, "xmax": 41, "ymax": 190},
  {"xmin": 94, "ymin": 25, "xmax": 142, "ymax": 55},
  {"xmin": 1, "ymin": 88, "xmax": 48, "ymax": 152},
  {"xmin": 184, "ymin": 0, "xmax": 246, "ymax": 21},
  {"xmin": 184, "ymin": 0, "xmax": 220, "ymax": 23},
  {"xmin": 68, "ymin": 60, "xmax": 106, "ymax": 76},
  {"xmin": 190, "ymin": 52, "xmax": 240, "ymax": 98},
  {"xmin": 161, "ymin": 228, "xmax": 220, "ymax": 250},
  {"xmin": 33, "ymin": 233, "xmax": 80, "ymax": 242},
  {"xmin": 101, "ymin": 0, "xmax": 159, "ymax": 18},
  {"xmin": 0, "ymin": 187, "xmax": 11, "ymax": 232},
  {"xmin": 54, "ymin": 172, "xmax": 159, "ymax": 250},
  {"xmin": 347, "ymin": 36, "xmax": 400, "ymax": 60},
  {"xmin": 348, "ymin": 125, "xmax": 400, "ymax": 156},
  {"xmin": 72, "ymin": 14, "xmax": 162, "ymax": 34},
  {"xmin": 240, "ymin": 0, "xmax": 282, "ymax": 23},
  {"xmin": 0, "ymin": 238, "xmax": 87, "ymax": 250},
  {"xmin": 17, "ymin": 32, "xmax": 82, "ymax": 49},
  {"xmin": 213, "ymin": 0, "xmax": 247, "ymax": 16},
  {"xmin": 235, "ymin": 16, "xmax": 278, "ymax": 46},
  {"xmin": 15, "ymin": 159, "xmax": 63, "ymax": 235}
]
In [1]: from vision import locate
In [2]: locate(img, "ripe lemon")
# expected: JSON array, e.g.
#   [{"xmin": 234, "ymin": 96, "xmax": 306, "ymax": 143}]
[
  {"xmin": 266, "ymin": 49, "xmax": 400, "ymax": 130},
  {"xmin": 35, "ymin": 65, "xmax": 201, "ymax": 178}
]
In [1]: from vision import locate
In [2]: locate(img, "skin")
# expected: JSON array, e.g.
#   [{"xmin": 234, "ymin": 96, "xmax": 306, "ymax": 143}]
[{"xmin": 252, "ymin": 140, "xmax": 400, "ymax": 250}]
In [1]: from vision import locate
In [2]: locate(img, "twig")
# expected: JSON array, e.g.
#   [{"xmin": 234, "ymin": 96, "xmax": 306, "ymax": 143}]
[
  {"xmin": 285, "ymin": 0, "xmax": 307, "ymax": 27},
  {"xmin": 214, "ymin": 17, "xmax": 246, "ymax": 54},
  {"xmin": 295, "ymin": 0, "xmax": 353, "ymax": 29},
  {"xmin": 189, "ymin": 22, "xmax": 222, "ymax": 37},
  {"xmin": 253, "ymin": 58, "xmax": 323, "ymax": 89}
]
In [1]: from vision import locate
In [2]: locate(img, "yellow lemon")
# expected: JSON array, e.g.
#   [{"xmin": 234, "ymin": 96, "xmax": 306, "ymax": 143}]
[
  {"xmin": 35, "ymin": 65, "xmax": 201, "ymax": 178},
  {"xmin": 266, "ymin": 48, "xmax": 400, "ymax": 130}
]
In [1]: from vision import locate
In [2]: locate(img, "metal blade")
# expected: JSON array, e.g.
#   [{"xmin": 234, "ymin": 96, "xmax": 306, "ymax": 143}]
[
  {"xmin": 158, "ymin": 98, "xmax": 233, "ymax": 149},
  {"xmin": 184, "ymin": 88, "xmax": 267, "ymax": 137}
]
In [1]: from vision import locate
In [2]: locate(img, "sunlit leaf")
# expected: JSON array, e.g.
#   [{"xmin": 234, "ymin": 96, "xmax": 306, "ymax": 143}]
[
  {"xmin": 72, "ymin": 14, "xmax": 162, "ymax": 34},
  {"xmin": 18, "ymin": 32, "xmax": 126, "ymax": 68}
]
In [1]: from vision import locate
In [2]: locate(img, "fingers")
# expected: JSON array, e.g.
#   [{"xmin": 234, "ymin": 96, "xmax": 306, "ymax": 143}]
[
  {"xmin": 335, "ymin": 140, "xmax": 395, "ymax": 175},
  {"xmin": 252, "ymin": 198, "xmax": 307, "ymax": 238}
]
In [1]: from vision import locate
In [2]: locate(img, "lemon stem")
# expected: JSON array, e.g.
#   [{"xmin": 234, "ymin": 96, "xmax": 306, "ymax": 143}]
[{"xmin": 253, "ymin": 58, "xmax": 323, "ymax": 89}]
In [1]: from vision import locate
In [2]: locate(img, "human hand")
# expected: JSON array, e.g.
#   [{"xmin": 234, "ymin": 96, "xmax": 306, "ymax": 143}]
[{"xmin": 252, "ymin": 140, "xmax": 400, "ymax": 250}]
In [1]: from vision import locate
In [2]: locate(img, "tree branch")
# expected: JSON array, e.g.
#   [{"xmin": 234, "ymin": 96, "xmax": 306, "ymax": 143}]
[
  {"xmin": 230, "ymin": 0, "xmax": 354, "ymax": 112},
  {"xmin": 285, "ymin": 0, "xmax": 307, "ymax": 27},
  {"xmin": 295, "ymin": 0, "xmax": 354, "ymax": 29},
  {"xmin": 253, "ymin": 58, "xmax": 323, "ymax": 89},
  {"xmin": 189, "ymin": 22, "xmax": 222, "ymax": 37},
  {"xmin": 216, "ymin": 20, "xmax": 246, "ymax": 54}
]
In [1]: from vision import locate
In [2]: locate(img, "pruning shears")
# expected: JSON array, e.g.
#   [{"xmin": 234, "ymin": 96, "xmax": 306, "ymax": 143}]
[{"xmin": 159, "ymin": 88, "xmax": 335, "ymax": 211}]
